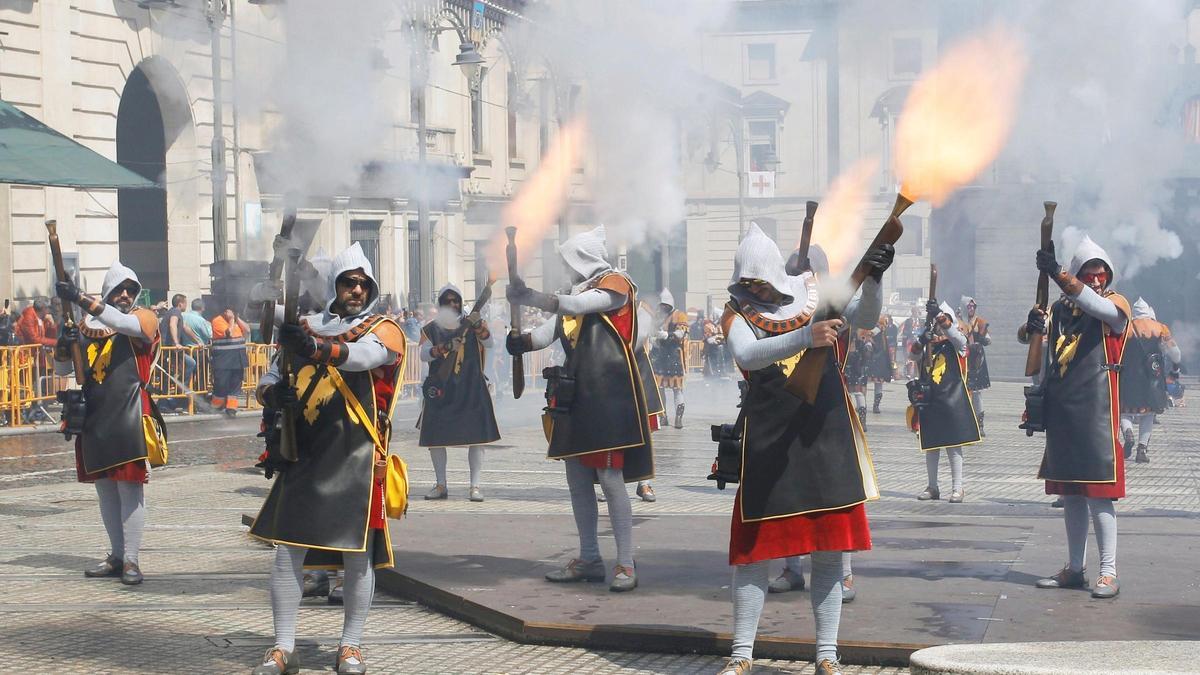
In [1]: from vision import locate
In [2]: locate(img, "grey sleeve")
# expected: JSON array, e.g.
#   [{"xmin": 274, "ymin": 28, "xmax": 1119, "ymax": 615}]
[
  {"xmin": 1163, "ymin": 340, "xmax": 1181, "ymax": 365},
  {"xmin": 419, "ymin": 340, "xmax": 436, "ymax": 363},
  {"xmin": 341, "ymin": 333, "xmax": 398, "ymax": 372},
  {"xmin": 843, "ymin": 278, "xmax": 882, "ymax": 330},
  {"xmin": 556, "ymin": 288, "xmax": 625, "ymax": 315},
  {"xmin": 259, "ymin": 360, "xmax": 280, "ymax": 388},
  {"xmin": 727, "ymin": 316, "xmax": 814, "ymax": 371},
  {"xmin": 529, "ymin": 318, "xmax": 558, "ymax": 351},
  {"xmin": 943, "ymin": 319, "xmax": 968, "ymax": 356},
  {"xmin": 96, "ymin": 305, "xmax": 149, "ymax": 339},
  {"xmin": 1071, "ymin": 286, "xmax": 1127, "ymax": 333}
]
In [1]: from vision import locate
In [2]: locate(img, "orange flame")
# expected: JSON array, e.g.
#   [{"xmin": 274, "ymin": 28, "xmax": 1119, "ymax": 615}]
[
  {"xmin": 894, "ymin": 25, "xmax": 1027, "ymax": 206},
  {"xmin": 487, "ymin": 118, "xmax": 589, "ymax": 276},
  {"xmin": 806, "ymin": 157, "xmax": 879, "ymax": 276}
]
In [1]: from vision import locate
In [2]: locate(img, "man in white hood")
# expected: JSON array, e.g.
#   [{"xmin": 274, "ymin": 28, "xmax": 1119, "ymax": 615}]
[
  {"xmin": 1118, "ymin": 297, "xmax": 1179, "ymax": 464},
  {"xmin": 55, "ymin": 261, "xmax": 164, "ymax": 586},
  {"xmin": 418, "ymin": 283, "xmax": 500, "ymax": 501},
  {"xmin": 249, "ymin": 243, "xmax": 407, "ymax": 675},
  {"xmin": 1028, "ymin": 235, "xmax": 1130, "ymax": 600},
  {"xmin": 506, "ymin": 225, "xmax": 653, "ymax": 593},
  {"xmin": 650, "ymin": 288, "xmax": 690, "ymax": 428},
  {"xmin": 717, "ymin": 224, "xmax": 892, "ymax": 675}
]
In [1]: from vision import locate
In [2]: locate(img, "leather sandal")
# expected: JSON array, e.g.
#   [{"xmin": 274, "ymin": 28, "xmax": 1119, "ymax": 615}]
[
  {"xmin": 84, "ymin": 554, "xmax": 123, "ymax": 578},
  {"xmin": 545, "ymin": 558, "xmax": 606, "ymax": 583},
  {"xmin": 251, "ymin": 647, "xmax": 299, "ymax": 675},
  {"xmin": 335, "ymin": 645, "xmax": 367, "ymax": 674}
]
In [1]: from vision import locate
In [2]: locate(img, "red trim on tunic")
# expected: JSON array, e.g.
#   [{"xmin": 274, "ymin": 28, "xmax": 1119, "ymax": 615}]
[
  {"xmin": 1044, "ymin": 330, "xmax": 1126, "ymax": 499},
  {"xmin": 367, "ymin": 364, "xmax": 399, "ymax": 529},
  {"xmin": 729, "ymin": 495, "xmax": 871, "ymax": 565},
  {"xmin": 75, "ymin": 333, "xmax": 158, "ymax": 484}
]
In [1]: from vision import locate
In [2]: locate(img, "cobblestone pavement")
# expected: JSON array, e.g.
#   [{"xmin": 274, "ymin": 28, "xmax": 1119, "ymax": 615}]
[{"xmin": 0, "ymin": 377, "xmax": 1193, "ymax": 673}]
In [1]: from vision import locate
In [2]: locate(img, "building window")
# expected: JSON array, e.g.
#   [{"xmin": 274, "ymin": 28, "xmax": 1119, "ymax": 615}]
[
  {"xmin": 471, "ymin": 67, "xmax": 488, "ymax": 154},
  {"xmin": 747, "ymin": 119, "xmax": 778, "ymax": 171},
  {"xmin": 1184, "ymin": 96, "xmax": 1200, "ymax": 143},
  {"xmin": 507, "ymin": 72, "xmax": 520, "ymax": 161},
  {"xmin": 891, "ymin": 37, "xmax": 922, "ymax": 78},
  {"xmin": 351, "ymin": 220, "xmax": 382, "ymax": 283},
  {"xmin": 746, "ymin": 43, "xmax": 776, "ymax": 82},
  {"xmin": 407, "ymin": 220, "xmax": 421, "ymax": 309}
]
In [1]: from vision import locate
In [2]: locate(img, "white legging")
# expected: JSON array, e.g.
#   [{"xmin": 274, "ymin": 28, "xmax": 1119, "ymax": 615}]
[
  {"xmin": 95, "ymin": 478, "xmax": 145, "ymax": 565},
  {"xmin": 926, "ymin": 447, "xmax": 964, "ymax": 492},
  {"xmin": 733, "ymin": 552, "xmax": 845, "ymax": 663},
  {"xmin": 660, "ymin": 387, "xmax": 684, "ymax": 410},
  {"xmin": 1063, "ymin": 496, "xmax": 1117, "ymax": 578},
  {"xmin": 564, "ymin": 457, "xmax": 634, "ymax": 568},
  {"xmin": 784, "ymin": 552, "xmax": 853, "ymax": 579},
  {"xmin": 429, "ymin": 446, "xmax": 485, "ymax": 488},
  {"xmin": 1119, "ymin": 413, "xmax": 1154, "ymax": 448},
  {"xmin": 270, "ymin": 542, "xmax": 375, "ymax": 652}
]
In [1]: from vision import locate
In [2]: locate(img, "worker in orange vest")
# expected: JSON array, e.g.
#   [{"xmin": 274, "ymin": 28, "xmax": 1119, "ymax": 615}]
[{"xmin": 210, "ymin": 306, "xmax": 250, "ymax": 416}]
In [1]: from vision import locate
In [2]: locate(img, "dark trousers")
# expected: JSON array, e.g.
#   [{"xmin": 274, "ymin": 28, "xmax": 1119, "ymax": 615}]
[{"xmin": 211, "ymin": 368, "xmax": 244, "ymax": 410}]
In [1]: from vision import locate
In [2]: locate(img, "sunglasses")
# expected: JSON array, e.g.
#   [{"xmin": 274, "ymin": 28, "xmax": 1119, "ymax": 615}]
[
  {"xmin": 338, "ymin": 277, "xmax": 371, "ymax": 290},
  {"xmin": 1079, "ymin": 271, "xmax": 1108, "ymax": 285},
  {"xmin": 737, "ymin": 279, "xmax": 770, "ymax": 288}
]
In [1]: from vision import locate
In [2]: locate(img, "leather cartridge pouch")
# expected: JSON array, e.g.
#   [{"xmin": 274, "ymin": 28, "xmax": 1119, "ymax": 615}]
[
  {"xmin": 1019, "ymin": 384, "xmax": 1046, "ymax": 436},
  {"xmin": 906, "ymin": 378, "xmax": 931, "ymax": 408},
  {"xmin": 707, "ymin": 420, "xmax": 743, "ymax": 489},
  {"xmin": 56, "ymin": 389, "xmax": 87, "ymax": 440},
  {"xmin": 542, "ymin": 366, "xmax": 576, "ymax": 418}
]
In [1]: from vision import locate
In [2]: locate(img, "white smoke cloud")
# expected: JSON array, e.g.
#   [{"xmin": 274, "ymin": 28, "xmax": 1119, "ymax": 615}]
[
  {"xmin": 1000, "ymin": 0, "xmax": 1191, "ymax": 279},
  {"xmin": 507, "ymin": 0, "xmax": 735, "ymax": 247}
]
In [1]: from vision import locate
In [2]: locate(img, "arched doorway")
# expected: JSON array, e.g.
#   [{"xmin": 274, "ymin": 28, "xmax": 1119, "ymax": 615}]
[{"xmin": 117, "ymin": 66, "xmax": 169, "ymax": 300}]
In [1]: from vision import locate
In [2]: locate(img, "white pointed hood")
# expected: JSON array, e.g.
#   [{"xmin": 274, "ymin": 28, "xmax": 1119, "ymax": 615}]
[
  {"xmin": 558, "ymin": 225, "xmax": 612, "ymax": 293},
  {"xmin": 729, "ymin": 223, "xmax": 818, "ymax": 322},
  {"xmin": 1132, "ymin": 297, "xmax": 1155, "ymax": 320},
  {"xmin": 939, "ymin": 302, "xmax": 958, "ymax": 325},
  {"xmin": 658, "ymin": 288, "xmax": 675, "ymax": 310},
  {"xmin": 1068, "ymin": 235, "xmax": 1115, "ymax": 285},
  {"xmin": 437, "ymin": 283, "xmax": 463, "ymax": 306},
  {"xmin": 101, "ymin": 261, "xmax": 140, "ymax": 301},
  {"xmin": 305, "ymin": 242, "xmax": 380, "ymax": 336}
]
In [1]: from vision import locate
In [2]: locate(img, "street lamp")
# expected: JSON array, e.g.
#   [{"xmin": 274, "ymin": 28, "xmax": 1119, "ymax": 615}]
[{"xmin": 413, "ymin": 32, "xmax": 485, "ymax": 308}]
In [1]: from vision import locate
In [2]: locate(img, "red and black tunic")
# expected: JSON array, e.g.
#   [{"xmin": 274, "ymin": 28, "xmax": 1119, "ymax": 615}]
[{"xmin": 723, "ymin": 308, "xmax": 875, "ymax": 566}]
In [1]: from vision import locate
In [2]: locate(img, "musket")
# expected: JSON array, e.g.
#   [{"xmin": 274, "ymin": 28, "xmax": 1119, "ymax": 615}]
[
  {"xmin": 260, "ymin": 209, "xmax": 297, "ymax": 345},
  {"xmin": 1025, "ymin": 202, "xmax": 1056, "ymax": 377},
  {"xmin": 435, "ymin": 279, "xmax": 496, "ymax": 381},
  {"xmin": 505, "ymin": 227, "xmax": 525, "ymax": 399},
  {"xmin": 275, "ymin": 247, "xmax": 303, "ymax": 462},
  {"xmin": 44, "ymin": 220, "xmax": 85, "ymax": 385},
  {"xmin": 784, "ymin": 193, "xmax": 911, "ymax": 402},
  {"xmin": 922, "ymin": 264, "xmax": 939, "ymax": 375},
  {"xmin": 785, "ymin": 201, "xmax": 819, "ymax": 276}
]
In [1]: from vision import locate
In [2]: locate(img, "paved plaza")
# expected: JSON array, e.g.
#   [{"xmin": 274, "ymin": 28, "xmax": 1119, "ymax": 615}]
[{"xmin": 0, "ymin": 378, "xmax": 1195, "ymax": 673}]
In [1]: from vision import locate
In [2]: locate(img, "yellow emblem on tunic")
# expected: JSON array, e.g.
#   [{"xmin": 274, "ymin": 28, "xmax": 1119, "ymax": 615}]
[
  {"xmin": 931, "ymin": 353, "xmax": 947, "ymax": 384},
  {"xmin": 561, "ymin": 315, "xmax": 583, "ymax": 349},
  {"xmin": 87, "ymin": 338, "xmax": 114, "ymax": 384},
  {"xmin": 294, "ymin": 364, "xmax": 338, "ymax": 424},
  {"xmin": 775, "ymin": 350, "xmax": 805, "ymax": 377},
  {"xmin": 1055, "ymin": 334, "xmax": 1080, "ymax": 377}
]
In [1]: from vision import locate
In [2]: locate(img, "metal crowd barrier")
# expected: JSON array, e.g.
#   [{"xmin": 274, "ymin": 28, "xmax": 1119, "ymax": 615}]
[{"xmin": 685, "ymin": 341, "xmax": 705, "ymax": 372}]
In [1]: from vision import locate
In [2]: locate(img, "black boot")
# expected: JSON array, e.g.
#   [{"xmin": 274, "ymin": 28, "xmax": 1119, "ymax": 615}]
[
  {"xmin": 857, "ymin": 406, "xmax": 867, "ymax": 431},
  {"xmin": 978, "ymin": 411, "xmax": 986, "ymax": 438},
  {"xmin": 872, "ymin": 393, "xmax": 882, "ymax": 414},
  {"xmin": 674, "ymin": 404, "xmax": 685, "ymax": 429},
  {"xmin": 1135, "ymin": 444, "xmax": 1149, "ymax": 464}
]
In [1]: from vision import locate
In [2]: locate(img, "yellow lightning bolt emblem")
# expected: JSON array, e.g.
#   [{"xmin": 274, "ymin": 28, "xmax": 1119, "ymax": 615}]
[
  {"xmin": 1055, "ymin": 334, "xmax": 1080, "ymax": 378},
  {"xmin": 294, "ymin": 364, "xmax": 338, "ymax": 424},
  {"xmin": 931, "ymin": 353, "xmax": 947, "ymax": 385},
  {"xmin": 87, "ymin": 338, "xmax": 114, "ymax": 384}
]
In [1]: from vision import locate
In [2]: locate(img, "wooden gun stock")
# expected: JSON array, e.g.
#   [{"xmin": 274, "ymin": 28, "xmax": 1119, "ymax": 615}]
[
  {"xmin": 1024, "ymin": 201, "xmax": 1056, "ymax": 377},
  {"xmin": 923, "ymin": 264, "xmax": 939, "ymax": 373},
  {"xmin": 276, "ymin": 247, "xmax": 302, "ymax": 463},
  {"xmin": 260, "ymin": 209, "xmax": 297, "ymax": 345},
  {"xmin": 784, "ymin": 194, "xmax": 911, "ymax": 402},
  {"xmin": 45, "ymin": 220, "xmax": 86, "ymax": 385},
  {"xmin": 505, "ymin": 227, "xmax": 525, "ymax": 400}
]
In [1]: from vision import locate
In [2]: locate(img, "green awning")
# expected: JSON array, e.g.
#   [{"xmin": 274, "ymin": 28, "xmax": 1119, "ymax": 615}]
[{"xmin": 0, "ymin": 100, "xmax": 158, "ymax": 189}]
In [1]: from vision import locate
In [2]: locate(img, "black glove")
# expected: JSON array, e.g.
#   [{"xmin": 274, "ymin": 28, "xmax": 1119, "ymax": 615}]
[
  {"xmin": 507, "ymin": 281, "xmax": 559, "ymax": 313},
  {"xmin": 55, "ymin": 280, "xmax": 83, "ymax": 304},
  {"xmin": 58, "ymin": 323, "xmax": 79, "ymax": 345},
  {"xmin": 1036, "ymin": 243, "xmax": 1060, "ymax": 276},
  {"xmin": 925, "ymin": 299, "xmax": 940, "ymax": 319},
  {"xmin": 506, "ymin": 331, "xmax": 532, "ymax": 356},
  {"xmin": 918, "ymin": 327, "xmax": 934, "ymax": 346},
  {"xmin": 262, "ymin": 383, "xmax": 300, "ymax": 410},
  {"xmin": 277, "ymin": 323, "xmax": 316, "ymax": 358},
  {"xmin": 1026, "ymin": 308, "xmax": 1047, "ymax": 335},
  {"xmin": 863, "ymin": 243, "xmax": 896, "ymax": 281}
]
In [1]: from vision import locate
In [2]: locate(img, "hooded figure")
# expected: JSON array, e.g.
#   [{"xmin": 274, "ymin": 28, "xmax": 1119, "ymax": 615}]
[
  {"xmin": 909, "ymin": 301, "xmax": 981, "ymax": 453},
  {"xmin": 1119, "ymin": 296, "xmax": 1176, "ymax": 455},
  {"xmin": 957, "ymin": 295, "xmax": 991, "ymax": 396},
  {"xmin": 651, "ymin": 288, "xmax": 690, "ymax": 428},
  {"xmin": 53, "ymin": 259, "xmax": 163, "ymax": 585},
  {"xmin": 1029, "ymin": 233, "xmax": 1131, "ymax": 600},
  {"xmin": 505, "ymin": 223, "xmax": 652, "ymax": 592},
  {"xmin": 248, "ymin": 242, "xmax": 408, "ymax": 674},
  {"xmin": 417, "ymin": 281, "xmax": 500, "ymax": 500},
  {"xmin": 717, "ymin": 224, "xmax": 892, "ymax": 673}
]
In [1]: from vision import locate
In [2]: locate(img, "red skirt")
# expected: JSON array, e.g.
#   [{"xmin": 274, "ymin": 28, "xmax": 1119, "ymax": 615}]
[
  {"xmin": 577, "ymin": 449, "xmax": 624, "ymax": 471},
  {"xmin": 729, "ymin": 490, "xmax": 871, "ymax": 566},
  {"xmin": 1045, "ymin": 444, "xmax": 1125, "ymax": 499},
  {"xmin": 74, "ymin": 440, "xmax": 148, "ymax": 484}
]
